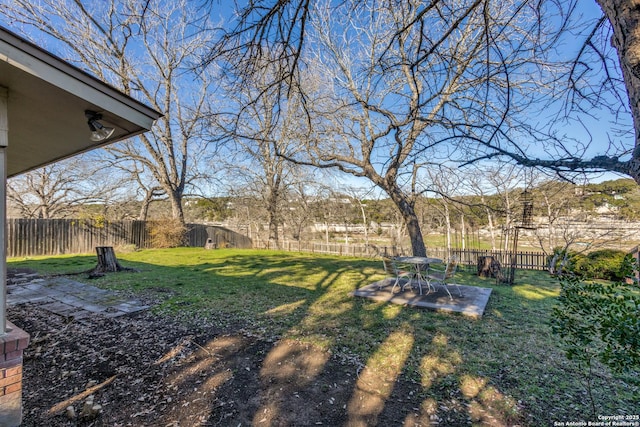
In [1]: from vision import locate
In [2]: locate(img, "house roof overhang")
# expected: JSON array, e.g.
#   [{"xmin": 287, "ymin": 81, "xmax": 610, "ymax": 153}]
[{"xmin": 0, "ymin": 26, "xmax": 162, "ymax": 177}]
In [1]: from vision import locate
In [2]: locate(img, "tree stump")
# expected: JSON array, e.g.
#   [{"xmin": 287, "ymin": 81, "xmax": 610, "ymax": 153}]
[
  {"xmin": 88, "ymin": 246, "xmax": 134, "ymax": 277},
  {"xmin": 477, "ymin": 256, "xmax": 502, "ymax": 278}
]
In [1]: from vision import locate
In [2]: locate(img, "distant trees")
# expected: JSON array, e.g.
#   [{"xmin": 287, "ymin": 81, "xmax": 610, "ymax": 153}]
[
  {"xmin": 189, "ymin": 198, "xmax": 233, "ymax": 223},
  {"xmin": 7, "ymin": 157, "xmax": 124, "ymax": 219},
  {"xmin": 280, "ymin": 181, "xmax": 319, "ymax": 241},
  {"xmin": 581, "ymin": 179, "xmax": 640, "ymax": 220},
  {"xmin": 215, "ymin": 56, "xmax": 308, "ymax": 248},
  {"xmin": 8, "ymin": 162, "xmax": 85, "ymax": 219}
]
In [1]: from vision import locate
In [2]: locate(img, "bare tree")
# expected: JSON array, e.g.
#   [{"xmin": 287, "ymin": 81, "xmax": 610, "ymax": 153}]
[
  {"xmin": 208, "ymin": 1, "xmax": 575, "ymax": 256},
  {"xmin": 423, "ymin": 165, "xmax": 470, "ymax": 255},
  {"xmin": 280, "ymin": 179, "xmax": 320, "ymax": 241},
  {"xmin": 208, "ymin": 0, "xmax": 640, "ymax": 182},
  {"xmin": 205, "ymin": 0, "xmax": 640, "ymax": 238},
  {"xmin": 530, "ymin": 179, "xmax": 581, "ymax": 272},
  {"xmin": 482, "ymin": 164, "xmax": 529, "ymax": 252},
  {"xmin": 215, "ymin": 56, "xmax": 309, "ymax": 248},
  {"xmin": 102, "ymin": 159, "xmax": 166, "ymax": 221},
  {"xmin": 342, "ymin": 186, "xmax": 379, "ymax": 248},
  {"xmin": 2, "ymin": 0, "xmax": 219, "ymax": 223},
  {"xmin": 7, "ymin": 157, "xmax": 122, "ymax": 219},
  {"xmin": 8, "ymin": 162, "xmax": 84, "ymax": 219},
  {"xmin": 463, "ymin": 166, "xmax": 502, "ymax": 251}
]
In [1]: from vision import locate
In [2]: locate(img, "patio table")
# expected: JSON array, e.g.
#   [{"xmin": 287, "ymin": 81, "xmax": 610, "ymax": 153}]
[{"xmin": 394, "ymin": 256, "xmax": 443, "ymax": 295}]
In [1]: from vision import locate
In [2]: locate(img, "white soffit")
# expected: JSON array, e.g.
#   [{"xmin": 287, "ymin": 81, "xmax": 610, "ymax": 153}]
[{"xmin": 0, "ymin": 26, "xmax": 162, "ymax": 177}]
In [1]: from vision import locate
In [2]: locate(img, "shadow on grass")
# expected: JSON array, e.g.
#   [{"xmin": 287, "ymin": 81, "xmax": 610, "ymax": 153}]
[{"xmin": 8, "ymin": 249, "xmax": 634, "ymax": 426}]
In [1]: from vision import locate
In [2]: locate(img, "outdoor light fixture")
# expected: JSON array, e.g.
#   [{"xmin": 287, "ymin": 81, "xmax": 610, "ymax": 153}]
[{"xmin": 85, "ymin": 110, "xmax": 115, "ymax": 142}]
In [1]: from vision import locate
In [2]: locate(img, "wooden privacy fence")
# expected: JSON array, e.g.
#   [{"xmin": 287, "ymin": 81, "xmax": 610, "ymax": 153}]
[
  {"xmin": 186, "ymin": 224, "xmax": 253, "ymax": 249},
  {"xmin": 7, "ymin": 218, "xmax": 547, "ymax": 270},
  {"xmin": 6, "ymin": 218, "xmax": 252, "ymax": 257},
  {"xmin": 255, "ymin": 239, "xmax": 549, "ymax": 271}
]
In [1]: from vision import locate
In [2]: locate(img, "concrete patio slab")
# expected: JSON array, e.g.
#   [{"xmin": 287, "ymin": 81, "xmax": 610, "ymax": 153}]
[{"xmin": 351, "ymin": 278, "xmax": 492, "ymax": 318}]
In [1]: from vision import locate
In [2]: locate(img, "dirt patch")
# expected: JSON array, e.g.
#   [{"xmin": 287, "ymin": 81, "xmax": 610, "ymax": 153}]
[
  {"xmin": 7, "ymin": 300, "xmax": 442, "ymax": 426},
  {"xmin": 6, "ymin": 267, "xmax": 40, "ymax": 281}
]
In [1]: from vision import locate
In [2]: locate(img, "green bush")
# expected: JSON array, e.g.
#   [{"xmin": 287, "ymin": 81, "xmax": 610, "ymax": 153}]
[
  {"xmin": 570, "ymin": 249, "xmax": 628, "ymax": 281},
  {"xmin": 552, "ymin": 262, "xmax": 640, "ymax": 374},
  {"xmin": 551, "ymin": 256, "xmax": 640, "ymax": 417}
]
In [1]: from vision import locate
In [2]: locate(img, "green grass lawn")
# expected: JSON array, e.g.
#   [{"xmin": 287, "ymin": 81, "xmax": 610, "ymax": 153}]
[{"xmin": 9, "ymin": 248, "xmax": 639, "ymax": 425}]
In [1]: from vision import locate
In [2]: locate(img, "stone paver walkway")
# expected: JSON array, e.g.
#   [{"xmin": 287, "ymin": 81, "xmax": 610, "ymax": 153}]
[{"xmin": 7, "ymin": 272, "xmax": 150, "ymax": 320}]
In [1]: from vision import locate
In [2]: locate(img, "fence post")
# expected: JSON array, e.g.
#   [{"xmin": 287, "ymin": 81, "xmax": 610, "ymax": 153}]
[{"xmin": 5, "ymin": 221, "xmax": 551, "ymax": 269}]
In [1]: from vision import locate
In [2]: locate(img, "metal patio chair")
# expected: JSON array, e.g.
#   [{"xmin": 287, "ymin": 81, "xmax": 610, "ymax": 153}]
[
  {"xmin": 381, "ymin": 257, "xmax": 412, "ymax": 293},
  {"xmin": 427, "ymin": 256, "xmax": 463, "ymax": 300}
]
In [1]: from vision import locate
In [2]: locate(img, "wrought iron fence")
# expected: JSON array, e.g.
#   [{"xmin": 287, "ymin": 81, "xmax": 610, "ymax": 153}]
[{"xmin": 253, "ymin": 239, "xmax": 549, "ymax": 271}]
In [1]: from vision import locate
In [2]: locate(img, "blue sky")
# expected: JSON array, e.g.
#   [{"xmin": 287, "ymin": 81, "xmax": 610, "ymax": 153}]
[{"xmin": 0, "ymin": 0, "xmax": 632, "ymax": 194}]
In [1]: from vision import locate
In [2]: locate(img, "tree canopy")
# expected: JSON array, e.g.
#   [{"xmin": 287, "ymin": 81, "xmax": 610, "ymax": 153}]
[
  {"xmin": 207, "ymin": 0, "xmax": 640, "ymax": 182},
  {"xmin": 4, "ymin": 0, "xmax": 640, "ymax": 255}
]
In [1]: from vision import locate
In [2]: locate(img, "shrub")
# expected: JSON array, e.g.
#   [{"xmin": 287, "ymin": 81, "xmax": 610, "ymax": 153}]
[
  {"xmin": 147, "ymin": 218, "xmax": 187, "ymax": 248},
  {"xmin": 570, "ymin": 249, "xmax": 628, "ymax": 281},
  {"xmin": 551, "ymin": 256, "xmax": 640, "ymax": 417},
  {"xmin": 547, "ymin": 247, "xmax": 580, "ymax": 275}
]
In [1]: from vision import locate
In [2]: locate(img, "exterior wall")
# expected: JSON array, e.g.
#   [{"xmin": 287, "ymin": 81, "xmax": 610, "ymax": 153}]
[{"xmin": 0, "ymin": 322, "xmax": 29, "ymax": 427}]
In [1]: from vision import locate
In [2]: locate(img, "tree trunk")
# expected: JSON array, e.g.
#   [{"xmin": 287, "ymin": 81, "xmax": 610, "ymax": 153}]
[
  {"xmin": 169, "ymin": 192, "xmax": 185, "ymax": 224},
  {"xmin": 325, "ymin": 221, "xmax": 329, "ymax": 245},
  {"xmin": 138, "ymin": 192, "xmax": 153, "ymax": 221},
  {"xmin": 387, "ymin": 186, "xmax": 426, "ymax": 256},
  {"xmin": 357, "ymin": 200, "xmax": 369, "ymax": 247},
  {"xmin": 267, "ymin": 189, "xmax": 280, "ymax": 249},
  {"xmin": 405, "ymin": 213, "xmax": 427, "ymax": 256},
  {"xmin": 444, "ymin": 204, "xmax": 452, "ymax": 254},
  {"xmin": 556, "ymin": 248, "xmax": 573, "ymax": 276},
  {"xmin": 486, "ymin": 207, "xmax": 496, "ymax": 251},
  {"xmin": 478, "ymin": 256, "xmax": 502, "ymax": 278},
  {"xmin": 548, "ymin": 252, "xmax": 559, "ymax": 275},
  {"xmin": 461, "ymin": 214, "xmax": 466, "ymax": 251},
  {"xmin": 268, "ymin": 205, "xmax": 280, "ymax": 249},
  {"xmin": 92, "ymin": 246, "xmax": 126, "ymax": 274},
  {"xmin": 597, "ymin": 0, "xmax": 640, "ymax": 182}
]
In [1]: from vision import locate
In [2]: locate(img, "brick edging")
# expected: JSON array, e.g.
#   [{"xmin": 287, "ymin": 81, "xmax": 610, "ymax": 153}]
[{"xmin": 0, "ymin": 321, "xmax": 30, "ymax": 427}]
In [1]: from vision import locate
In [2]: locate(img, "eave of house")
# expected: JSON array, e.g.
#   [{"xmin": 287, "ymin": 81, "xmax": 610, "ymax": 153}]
[{"xmin": 0, "ymin": 26, "xmax": 162, "ymax": 177}]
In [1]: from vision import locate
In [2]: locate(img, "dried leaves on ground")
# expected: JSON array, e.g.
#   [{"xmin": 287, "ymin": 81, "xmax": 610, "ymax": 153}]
[{"xmin": 9, "ymin": 302, "xmax": 437, "ymax": 426}]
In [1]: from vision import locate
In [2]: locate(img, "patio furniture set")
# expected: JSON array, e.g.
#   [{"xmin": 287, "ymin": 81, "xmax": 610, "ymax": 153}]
[{"xmin": 381, "ymin": 255, "xmax": 462, "ymax": 300}]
